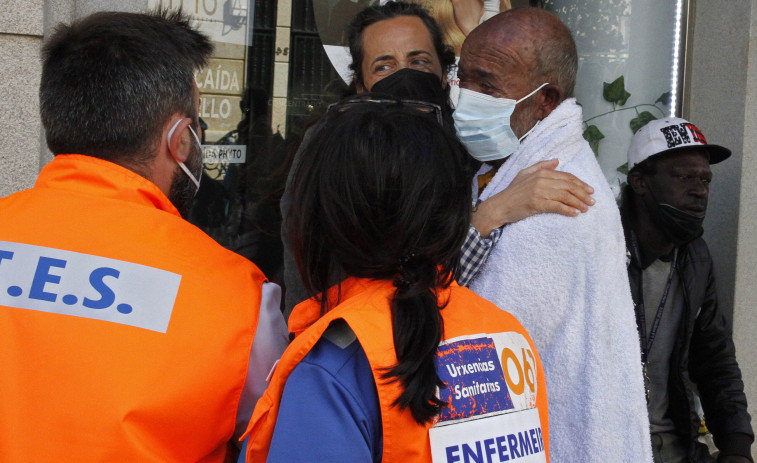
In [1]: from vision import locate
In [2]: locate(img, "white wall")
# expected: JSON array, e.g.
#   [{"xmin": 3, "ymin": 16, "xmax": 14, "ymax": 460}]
[{"xmin": 689, "ymin": 1, "xmax": 755, "ymax": 459}]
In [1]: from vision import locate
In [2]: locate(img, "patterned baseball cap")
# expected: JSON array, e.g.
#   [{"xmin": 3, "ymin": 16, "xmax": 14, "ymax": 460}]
[{"xmin": 627, "ymin": 117, "xmax": 731, "ymax": 171}]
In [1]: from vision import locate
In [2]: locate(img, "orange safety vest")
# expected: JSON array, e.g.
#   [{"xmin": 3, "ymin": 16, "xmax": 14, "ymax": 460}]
[
  {"xmin": 0, "ymin": 155, "xmax": 267, "ymax": 462},
  {"xmin": 244, "ymin": 277, "xmax": 549, "ymax": 462}
]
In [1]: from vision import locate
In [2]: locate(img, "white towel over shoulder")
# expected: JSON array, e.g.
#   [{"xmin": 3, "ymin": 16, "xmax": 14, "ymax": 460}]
[{"xmin": 470, "ymin": 99, "xmax": 653, "ymax": 463}]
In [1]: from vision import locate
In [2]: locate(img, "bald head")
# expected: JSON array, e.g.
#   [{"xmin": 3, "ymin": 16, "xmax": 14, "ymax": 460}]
[{"xmin": 468, "ymin": 8, "xmax": 577, "ymax": 98}]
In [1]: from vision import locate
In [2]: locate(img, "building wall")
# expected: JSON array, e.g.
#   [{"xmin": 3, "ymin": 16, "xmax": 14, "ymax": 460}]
[
  {"xmin": 689, "ymin": 0, "xmax": 749, "ymax": 327},
  {"xmin": 0, "ymin": 0, "xmax": 146, "ymax": 198},
  {"xmin": 734, "ymin": 1, "xmax": 757, "ymax": 455},
  {"xmin": 689, "ymin": 1, "xmax": 756, "ymax": 455},
  {"xmin": 0, "ymin": 0, "xmax": 44, "ymax": 197}
]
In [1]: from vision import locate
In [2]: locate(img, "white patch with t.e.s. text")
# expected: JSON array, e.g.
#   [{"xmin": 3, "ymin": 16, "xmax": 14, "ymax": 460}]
[{"xmin": 0, "ymin": 241, "xmax": 181, "ymax": 333}]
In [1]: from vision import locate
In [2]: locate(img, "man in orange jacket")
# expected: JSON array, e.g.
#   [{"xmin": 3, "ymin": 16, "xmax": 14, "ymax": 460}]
[{"xmin": 0, "ymin": 10, "xmax": 288, "ymax": 462}]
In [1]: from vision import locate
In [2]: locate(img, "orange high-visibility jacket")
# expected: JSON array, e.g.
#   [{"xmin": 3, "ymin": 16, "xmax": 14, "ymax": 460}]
[
  {"xmin": 244, "ymin": 277, "xmax": 549, "ymax": 462},
  {"xmin": 0, "ymin": 155, "xmax": 271, "ymax": 462}
]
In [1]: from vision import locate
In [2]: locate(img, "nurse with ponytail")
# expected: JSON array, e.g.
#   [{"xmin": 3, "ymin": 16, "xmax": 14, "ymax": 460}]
[{"xmin": 241, "ymin": 96, "xmax": 550, "ymax": 462}]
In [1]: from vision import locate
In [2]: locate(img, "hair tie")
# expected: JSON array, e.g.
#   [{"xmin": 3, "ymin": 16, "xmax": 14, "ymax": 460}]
[
  {"xmin": 399, "ymin": 251, "xmax": 417, "ymax": 265},
  {"xmin": 395, "ymin": 250, "xmax": 418, "ymax": 288},
  {"xmin": 393, "ymin": 277, "xmax": 412, "ymax": 288}
]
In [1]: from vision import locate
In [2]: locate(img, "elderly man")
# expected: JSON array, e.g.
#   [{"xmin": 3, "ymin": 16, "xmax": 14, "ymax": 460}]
[
  {"xmin": 0, "ymin": 10, "xmax": 287, "ymax": 461},
  {"xmin": 281, "ymin": 1, "xmax": 595, "ymax": 317},
  {"xmin": 458, "ymin": 8, "xmax": 652, "ymax": 462},
  {"xmin": 623, "ymin": 118, "xmax": 753, "ymax": 462}
]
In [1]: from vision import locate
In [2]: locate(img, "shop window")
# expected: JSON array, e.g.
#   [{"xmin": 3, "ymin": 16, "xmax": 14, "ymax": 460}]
[
  {"xmin": 151, "ymin": 0, "xmax": 688, "ymax": 290},
  {"xmin": 534, "ymin": 0, "xmax": 689, "ymax": 193}
]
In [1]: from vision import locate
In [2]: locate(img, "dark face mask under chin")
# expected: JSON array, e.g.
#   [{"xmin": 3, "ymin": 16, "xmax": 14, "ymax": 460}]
[
  {"xmin": 644, "ymin": 180, "xmax": 706, "ymax": 246},
  {"xmin": 652, "ymin": 203, "xmax": 705, "ymax": 246},
  {"xmin": 369, "ymin": 68, "xmax": 445, "ymax": 106}
]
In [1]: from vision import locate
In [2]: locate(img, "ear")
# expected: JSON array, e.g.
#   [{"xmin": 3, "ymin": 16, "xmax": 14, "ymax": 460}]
[
  {"xmin": 354, "ymin": 76, "xmax": 367, "ymax": 94},
  {"xmin": 166, "ymin": 117, "xmax": 193, "ymax": 163},
  {"xmin": 534, "ymin": 84, "xmax": 563, "ymax": 120},
  {"xmin": 627, "ymin": 171, "xmax": 648, "ymax": 195},
  {"xmin": 150, "ymin": 115, "xmax": 190, "ymax": 196}
]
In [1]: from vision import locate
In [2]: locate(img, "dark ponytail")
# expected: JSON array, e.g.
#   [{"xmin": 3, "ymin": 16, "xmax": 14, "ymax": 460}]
[
  {"xmin": 287, "ymin": 98, "xmax": 472, "ymax": 424},
  {"xmin": 386, "ymin": 254, "xmax": 450, "ymax": 422}
]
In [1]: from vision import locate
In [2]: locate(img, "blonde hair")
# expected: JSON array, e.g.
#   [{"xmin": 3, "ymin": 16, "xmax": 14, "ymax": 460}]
[{"xmin": 408, "ymin": 0, "xmax": 511, "ymax": 55}]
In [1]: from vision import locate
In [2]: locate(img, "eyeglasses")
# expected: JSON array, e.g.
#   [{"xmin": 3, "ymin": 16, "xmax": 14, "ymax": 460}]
[{"xmin": 327, "ymin": 97, "xmax": 444, "ymax": 126}]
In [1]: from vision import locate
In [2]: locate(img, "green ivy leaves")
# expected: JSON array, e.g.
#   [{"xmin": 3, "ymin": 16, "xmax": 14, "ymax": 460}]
[
  {"xmin": 603, "ymin": 76, "xmax": 631, "ymax": 106},
  {"xmin": 584, "ymin": 75, "xmax": 632, "ymax": 155},
  {"xmin": 655, "ymin": 92, "xmax": 671, "ymax": 106},
  {"xmin": 630, "ymin": 111, "xmax": 657, "ymax": 134},
  {"xmin": 583, "ymin": 125, "xmax": 605, "ymax": 156},
  {"xmin": 584, "ymin": 78, "xmax": 668, "ymax": 159}
]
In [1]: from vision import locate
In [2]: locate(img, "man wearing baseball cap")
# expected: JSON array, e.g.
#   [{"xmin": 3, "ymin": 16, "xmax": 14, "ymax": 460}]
[{"xmin": 622, "ymin": 117, "xmax": 753, "ymax": 462}]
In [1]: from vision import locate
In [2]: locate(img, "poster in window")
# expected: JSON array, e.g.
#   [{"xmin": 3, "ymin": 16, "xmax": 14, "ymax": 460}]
[{"xmin": 314, "ymin": 0, "xmax": 512, "ymax": 103}]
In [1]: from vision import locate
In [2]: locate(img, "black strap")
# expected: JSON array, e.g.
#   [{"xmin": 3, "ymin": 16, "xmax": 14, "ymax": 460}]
[{"xmin": 629, "ymin": 229, "xmax": 677, "ymax": 364}]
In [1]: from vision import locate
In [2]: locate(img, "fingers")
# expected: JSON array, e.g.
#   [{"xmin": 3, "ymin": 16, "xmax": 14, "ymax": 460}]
[
  {"xmin": 477, "ymin": 162, "xmax": 598, "ymax": 227},
  {"xmin": 517, "ymin": 160, "xmax": 595, "ymax": 195},
  {"xmin": 547, "ymin": 188, "xmax": 592, "ymax": 214},
  {"xmin": 542, "ymin": 201, "xmax": 582, "ymax": 218},
  {"xmin": 518, "ymin": 171, "xmax": 595, "ymax": 217},
  {"xmin": 543, "ymin": 170, "xmax": 594, "ymax": 195},
  {"xmin": 561, "ymin": 180, "xmax": 595, "ymax": 210},
  {"xmin": 520, "ymin": 158, "xmax": 559, "ymax": 175},
  {"xmin": 512, "ymin": 170, "xmax": 594, "ymax": 207}
]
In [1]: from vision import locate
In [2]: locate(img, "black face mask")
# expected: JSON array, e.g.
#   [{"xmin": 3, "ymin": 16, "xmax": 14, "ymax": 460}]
[
  {"xmin": 643, "ymin": 179, "xmax": 707, "ymax": 246},
  {"xmin": 369, "ymin": 68, "xmax": 446, "ymax": 107},
  {"xmin": 652, "ymin": 203, "xmax": 705, "ymax": 246}
]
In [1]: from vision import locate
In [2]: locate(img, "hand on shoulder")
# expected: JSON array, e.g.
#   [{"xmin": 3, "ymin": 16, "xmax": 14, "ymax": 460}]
[{"xmin": 471, "ymin": 159, "xmax": 595, "ymax": 237}]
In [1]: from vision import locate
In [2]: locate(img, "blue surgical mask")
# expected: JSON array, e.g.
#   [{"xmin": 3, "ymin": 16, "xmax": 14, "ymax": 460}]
[
  {"xmin": 167, "ymin": 119, "xmax": 203, "ymax": 192},
  {"xmin": 453, "ymin": 83, "xmax": 548, "ymax": 162}
]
